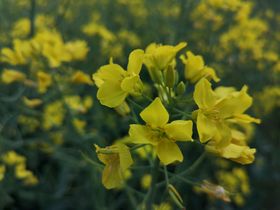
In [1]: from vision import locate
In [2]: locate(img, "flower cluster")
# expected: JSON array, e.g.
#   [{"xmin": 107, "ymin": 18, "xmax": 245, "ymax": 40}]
[{"xmin": 93, "ymin": 41, "xmax": 260, "ymax": 209}]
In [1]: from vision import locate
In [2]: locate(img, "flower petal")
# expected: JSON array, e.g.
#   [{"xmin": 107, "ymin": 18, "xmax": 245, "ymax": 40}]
[
  {"xmin": 93, "ymin": 64, "xmax": 126, "ymax": 87},
  {"xmin": 194, "ymin": 78, "xmax": 217, "ymax": 109},
  {"xmin": 117, "ymin": 144, "xmax": 133, "ymax": 172},
  {"xmin": 127, "ymin": 49, "xmax": 144, "ymax": 75},
  {"xmin": 129, "ymin": 124, "xmax": 159, "ymax": 145},
  {"xmin": 197, "ymin": 111, "xmax": 217, "ymax": 143},
  {"xmin": 165, "ymin": 120, "xmax": 193, "ymax": 141},
  {"xmin": 215, "ymin": 86, "xmax": 252, "ymax": 118},
  {"xmin": 97, "ymin": 81, "xmax": 127, "ymax": 107},
  {"xmin": 140, "ymin": 97, "xmax": 169, "ymax": 127},
  {"xmin": 120, "ymin": 75, "xmax": 143, "ymax": 95},
  {"xmin": 156, "ymin": 140, "xmax": 183, "ymax": 165}
]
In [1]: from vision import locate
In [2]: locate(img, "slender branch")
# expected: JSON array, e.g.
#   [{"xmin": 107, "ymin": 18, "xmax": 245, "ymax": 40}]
[
  {"xmin": 130, "ymin": 144, "xmax": 146, "ymax": 151},
  {"xmin": 29, "ymin": 0, "xmax": 36, "ymax": 37},
  {"xmin": 145, "ymin": 158, "xmax": 160, "ymax": 209}
]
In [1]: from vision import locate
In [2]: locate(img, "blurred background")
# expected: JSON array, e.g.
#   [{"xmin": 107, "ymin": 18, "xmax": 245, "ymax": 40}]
[{"xmin": 0, "ymin": 0, "xmax": 279, "ymax": 209}]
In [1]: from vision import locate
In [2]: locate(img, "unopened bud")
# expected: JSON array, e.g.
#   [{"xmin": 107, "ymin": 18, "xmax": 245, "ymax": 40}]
[
  {"xmin": 176, "ymin": 81, "xmax": 186, "ymax": 96},
  {"xmin": 165, "ymin": 65, "xmax": 175, "ymax": 88}
]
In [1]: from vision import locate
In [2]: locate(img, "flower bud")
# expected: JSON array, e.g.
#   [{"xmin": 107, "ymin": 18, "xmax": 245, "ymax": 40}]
[{"xmin": 176, "ymin": 81, "xmax": 186, "ymax": 96}]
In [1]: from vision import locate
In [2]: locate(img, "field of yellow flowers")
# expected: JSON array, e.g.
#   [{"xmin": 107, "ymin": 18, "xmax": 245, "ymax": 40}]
[{"xmin": 0, "ymin": 0, "xmax": 279, "ymax": 209}]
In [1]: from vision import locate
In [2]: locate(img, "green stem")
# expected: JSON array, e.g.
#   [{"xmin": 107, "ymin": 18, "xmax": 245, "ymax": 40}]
[
  {"xmin": 179, "ymin": 151, "xmax": 206, "ymax": 176},
  {"xmin": 157, "ymin": 152, "xmax": 206, "ymax": 188},
  {"xmin": 124, "ymin": 184, "xmax": 138, "ymax": 209},
  {"xmin": 145, "ymin": 158, "xmax": 160, "ymax": 210},
  {"xmin": 29, "ymin": 0, "xmax": 36, "ymax": 37},
  {"xmin": 163, "ymin": 165, "xmax": 169, "ymax": 186},
  {"xmin": 130, "ymin": 144, "xmax": 146, "ymax": 151},
  {"xmin": 80, "ymin": 151, "xmax": 103, "ymax": 170},
  {"xmin": 127, "ymin": 98, "xmax": 144, "ymax": 110}
]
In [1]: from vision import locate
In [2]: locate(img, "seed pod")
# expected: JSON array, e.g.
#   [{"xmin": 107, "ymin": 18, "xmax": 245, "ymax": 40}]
[{"xmin": 168, "ymin": 184, "xmax": 185, "ymax": 209}]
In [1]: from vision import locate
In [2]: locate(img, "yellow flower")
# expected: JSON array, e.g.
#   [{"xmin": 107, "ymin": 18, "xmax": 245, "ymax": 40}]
[
  {"xmin": 207, "ymin": 129, "xmax": 256, "ymax": 165},
  {"xmin": 37, "ymin": 71, "xmax": 52, "ymax": 93},
  {"xmin": 141, "ymin": 174, "xmax": 152, "ymax": 189},
  {"xmin": 71, "ymin": 71, "xmax": 93, "ymax": 85},
  {"xmin": 1, "ymin": 69, "xmax": 26, "ymax": 84},
  {"xmin": 72, "ymin": 118, "xmax": 86, "ymax": 134},
  {"xmin": 23, "ymin": 97, "xmax": 43, "ymax": 108},
  {"xmin": 129, "ymin": 97, "xmax": 193, "ymax": 165},
  {"xmin": 0, "ymin": 165, "xmax": 5, "ymax": 181},
  {"xmin": 43, "ymin": 100, "xmax": 65, "ymax": 130},
  {"xmin": 15, "ymin": 163, "xmax": 38, "ymax": 185},
  {"xmin": 2, "ymin": 151, "xmax": 26, "ymax": 165},
  {"xmin": 193, "ymin": 78, "xmax": 260, "ymax": 147},
  {"xmin": 65, "ymin": 40, "xmax": 89, "ymax": 60},
  {"xmin": 144, "ymin": 42, "xmax": 187, "ymax": 71},
  {"xmin": 1, "ymin": 39, "xmax": 31, "ymax": 65},
  {"xmin": 95, "ymin": 143, "xmax": 133, "ymax": 189},
  {"xmin": 180, "ymin": 51, "xmax": 220, "ymax": 83},
  {"xmin": 93, "ymin": 49, "xmax": 144, "ymax": 107}
]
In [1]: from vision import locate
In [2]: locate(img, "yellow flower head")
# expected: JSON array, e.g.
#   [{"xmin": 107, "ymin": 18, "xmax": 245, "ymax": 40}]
[
  {"xmin": 37, "ymin": 71, "xmax": 52, "ymax": 93},
  {"xmin": 2, "ymin": 151, "xmax": 26, "ymax": 165},
  {"xmin": 93, "ymin": 49, "xmax": 144, "ymax": 107},
  {"xmin": 206, "ymin": 128, "xmax": 256, "ymax": 165},
  {"xmin": 1, "ymin": 39, "xmax": 31, "ymax": 65},
  {"xmin": 95, "ymin": 143, "xmax": 133, "ymax": 189},
  {"xmin": 180, "ymin": 51, "xmax": 220, "ymax": 83},
  {"xmin": 65, "ymin": 40, "xmax": 89, "ymax": 61},
  {"xmin": 144, "ymin": 42, "xmax": 187, "ymax": 71},
  {"xmin": 129, "ymin": 97, "xmax": 193, "ymax": 165},
  {"xmin": 1, "ymin": 69, "xmax": 26, "ymax": 84},
  {"xmin": 193, "ymin": 78, "xmax": 260, "ymax": 147}
]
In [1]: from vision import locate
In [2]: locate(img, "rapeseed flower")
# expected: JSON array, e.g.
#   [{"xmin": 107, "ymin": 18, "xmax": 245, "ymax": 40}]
[
  {"xmin": 193, "ymin": 78, "xmax": 260, "ymax": 147},
  {"xmin": 144, "ymin": 42, "xmax": 186, "ymax": 71},
  {"xmin": 129, "ymin": 97, "xmax": 193, "ymax": 165},
  {"xmin": 95, "ymin": 143, "xmax": 133, "ymax": 189},
  {"xmin": 180, "ymin": 51, "xmax": 220, "ymax": 83},
  {"xmin": 93, "ymin": 49, "xmax": 144, "ymax": 107},
  {"xmin": 1, "ymin": 69, "xmax": 26, "ymax": 84}
]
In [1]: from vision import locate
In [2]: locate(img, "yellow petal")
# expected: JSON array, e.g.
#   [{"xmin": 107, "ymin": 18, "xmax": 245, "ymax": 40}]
[
  {"xmin": 197, "ymin": 111, "xmax": 217, "ymax": 143},
  {"xmin": 194, "ymin": 78, "xmax": 217, "ymax": 109},
  {"xmin": 216, "ymin": 86, "xmax": 252, "ymax": 118},
  {"xmin": 97, "ymin": 81, "xmax": 127, "ymax": 107},
  {"xmin": 1, "ymin": 69, "xmax": 26, "ymax": 84},
  {"xmin": 120, "ymin": 75, "xmax": 143, "ymax": 95},
  {"xmin": 222, "ymin": 144, "xmax": 256, "ymax": 165},
  {"xmin": 92, "ymin": 64, "xmax": 126, "ymax": 87},
  {"xmin": 212, "ymin": 122, "xmax": 232, "ymax": 148},
  {"xmin": 164, "ymin": 120, "xmax": 193, "ymax": 141},
  {"xmin": 140, "ymin": 97, "xmax": 169, "ymax": 127},
  {"xmin": 230, "ymin": 114, "xmax": 261, "ymax": 124},
  {"xmin": 156, "ymin": 139, "xmax": 183, "ymax": 165},
  {"xmin": 117, "ymin": 144, "xmax": 133, "ymax": 172},
  {"xmin": 129, "ymin": 124, "xmax": 159, "ymax": 145},
  {"xmin": 127, "ymin": 49, "xmax": 144, "ymax": 75},
  {"xmin": 102, "ymin": 157, "xmax": 122, "ymax": 189}
]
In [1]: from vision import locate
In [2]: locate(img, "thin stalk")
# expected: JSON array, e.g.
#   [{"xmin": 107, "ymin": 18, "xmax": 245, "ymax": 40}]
[
  {"xmin": 145, "ymin": 158, "xmax": 160, "ymax": 210},
  {"xmin": 130, "ymin": 144, "xmax": 146, "ymax": 151},
  {"xmin": 29, "ymin": 0, "xmax": 36, "ymax": 37}
]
